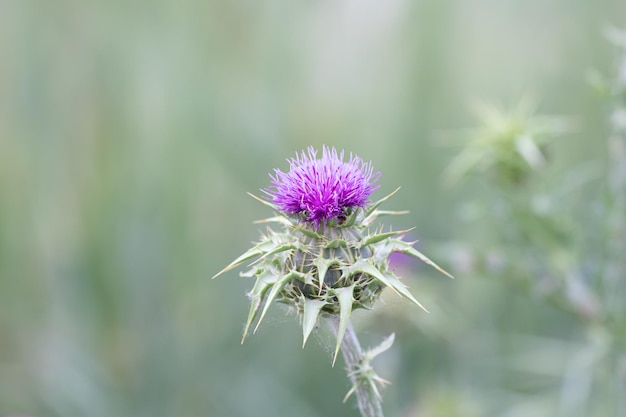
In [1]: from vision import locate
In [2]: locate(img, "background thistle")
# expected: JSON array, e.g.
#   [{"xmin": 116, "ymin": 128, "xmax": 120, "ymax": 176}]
[{"xmin": 214, "ymin": 145, "xmax": 451, "ymax": 416}]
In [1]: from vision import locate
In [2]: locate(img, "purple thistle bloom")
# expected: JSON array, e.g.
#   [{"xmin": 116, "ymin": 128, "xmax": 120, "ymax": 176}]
[{"xmin": 264, "ymin": 146, "xmax": 381, "ymax": 226}]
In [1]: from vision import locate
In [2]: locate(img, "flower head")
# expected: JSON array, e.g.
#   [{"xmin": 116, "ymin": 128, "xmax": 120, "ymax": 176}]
[
  {"xmin": 216, "ymin": 145, "xmax": 452, "ymax": 414},
  {"xmin": 264, "ymin": 145, "xmax": 380, "ymax": 226}
]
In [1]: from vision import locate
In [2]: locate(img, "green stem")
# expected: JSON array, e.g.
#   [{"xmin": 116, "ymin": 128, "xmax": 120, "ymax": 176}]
[
  {"xmin": 609, "ymin": 40, "xmax": 626, "ymax": 417},
  {"xmin": 606, "ymin": 43, "xmax": 626, "ymax": 315},
  {"xmin": 327, "ymin": 317, "xmax": 384, "ymax": 417}
]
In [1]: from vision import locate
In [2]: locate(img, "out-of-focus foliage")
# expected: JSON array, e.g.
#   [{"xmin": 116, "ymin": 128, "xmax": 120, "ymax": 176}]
[
  {"xmin": 1, "ymin": 1, "xmax": 625, "ymax": 416},
  {"xmin": 445, "ymin": 97, "xmax": 571, "ymax": 186},
  {"xmin": 441, "ymin": 29, "xmax": 626, "ymax": 417}
]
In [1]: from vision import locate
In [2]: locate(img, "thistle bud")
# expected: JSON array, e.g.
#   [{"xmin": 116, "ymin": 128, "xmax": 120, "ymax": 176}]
[
  {"xmin": 444, "ymin": 99, "xmax": 570, "ymax": 187},
  {"xmin": 214, "ymin": 145, "xmax": 451, "ymax": 364}
]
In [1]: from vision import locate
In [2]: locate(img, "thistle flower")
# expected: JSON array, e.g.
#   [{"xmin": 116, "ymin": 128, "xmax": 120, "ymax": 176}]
[
  {"xmin": 214, "ymin": 145, "xmax": 451, "ymax": 415},
  {"xmin": 216, "ymin": 144, "xmax": 450, "ymax": 352},
  {"xmin": 264, "ymin": 146, "xmax": 381, "ymax": 227}
]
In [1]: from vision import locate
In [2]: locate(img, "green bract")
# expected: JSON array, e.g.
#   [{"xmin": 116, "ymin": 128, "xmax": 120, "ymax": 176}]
[{"xmin": 214, "ymin": 188, "xmax": 452, "ymax": 365}]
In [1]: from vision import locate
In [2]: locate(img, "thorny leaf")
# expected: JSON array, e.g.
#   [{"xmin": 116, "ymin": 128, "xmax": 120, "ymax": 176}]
[
  {"xmin": 388, "ymin": 239, "xmax": 454, "ymax": 279},
  {"xmin": 360, "ymin": 228, "xmax": 414, "ymax": 248},
  {"xmin": 247, "ymin": 192, "xmax": 279, "ymax": 210},
  {"xmin": 302, "ymin": 299, "xmax": 327, "ymax": 348},
  {"xmin": 253, "ymin": 272, "xmax": 296, "ymax": 334},
  {"xmin": 332, "ymin": 284, "xmax": 356, "ymax": 366},
  {"xmin": 345, "ymin": 259, "xmax": 429, "ymax": 312},
  {"xmin": 366, "ymin": 333, "xmax": 395, "ymax": 360},
  {"xmin": 364, "ymin": 187, "xmax": 401, "ymax": 219},
  {"xmin": 241, "ymin": 270, "xmax": 278, "ymax": 343}
]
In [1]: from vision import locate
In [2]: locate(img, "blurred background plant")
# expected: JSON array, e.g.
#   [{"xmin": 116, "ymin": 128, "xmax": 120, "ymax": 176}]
[
  {"xmin": 0, "ymin": 1, "xmax": 625, "ymax": 416},
  {"xmin": 438, "ymin": 28, "xmax": 626, "ymax": 417}
]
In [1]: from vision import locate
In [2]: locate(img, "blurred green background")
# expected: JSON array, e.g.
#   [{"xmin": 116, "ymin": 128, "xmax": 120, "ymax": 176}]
[{"xmin": 1, "ymin": 1, "xmax": 625, "ymax": 416}]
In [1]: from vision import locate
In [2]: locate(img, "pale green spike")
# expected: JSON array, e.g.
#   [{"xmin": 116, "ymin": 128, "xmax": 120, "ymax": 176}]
[
  {"xmin": 390, "ymin": 239, "xmax": 454, "ymax": 279},
  {"xmin": 325, "ymin": 239, "xmax": 348, "ymax": 249},
  {"xmin": 301, "ymin": 299, "xmax": 326, "ymax": 348},
  {"xmin": 364, "ymin": 187, "xmax": 401, "ymax": 218},
  {"xmin": 241, "ymin": 272, "xmax": 277, "ymax": 343},
  {"xmin": 332, "ymin": 283, "xmax": 356, "ymax": 366},
  {"xmin": 214, "ymin": 237, "xmax": 288, "ymax": 279},
  {"xmin": 247, "ymin": 192, "xmax": 279, "ymax": 210},
  {"xmin": 239, "ymin": 267, "xmax": 259, "ymax": 278},
  {"xmin": 281, "ymin": 269, "xmax": 309, "ymax": 284},
  {"xmin": 253, "ymin": 271, "xmax": 298, "ymax": 334},
  {"xmin": 212, "ymin": 246, "xmax": 264, "ymax": 279},
  {"xmin": 360, "ymin": 227, "xmax": 415, "ymax": 248},
  {"xmin": 253, "ymin": 216, "xmax": 293, "ymax": 227},
  {"xmin": 251, "ymin": 244, "xmax": 296, "ymax": 265},
  {"xmin": 315, "ymin": 257, "xmax": 341, "ymax": 293},
  {"xmin": 369, "ymin": 210, "xmax": 409, "ymax": 217},
  {"xmin": 293, "ymin": 225, "xmax": 323, "ymax": 239},
  {"xmin": 301, "ymin": 271, "xmax": 316, "ymax": 287},
  {"xmin": 382, "ymin": 272, "xmax": 429, "ymax": 313},
  {"xmin": 346, "ymin": 259, "xmax": 429, "ymax": 312},
  {"xmin": 366, "ymin": 333, "xmax": 395, "ymax": 359},
  {"xmin": 362, "ymin": 210, "xmax": 410, "ymax": 227}
]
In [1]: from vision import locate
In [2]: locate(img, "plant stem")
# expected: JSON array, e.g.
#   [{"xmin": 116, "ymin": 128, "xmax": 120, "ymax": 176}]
[
  {"xmin": 327, "ymin": 317, "xmax": 384, "ymax": 417},
  {"xmin": 605, "ymin": 37, "xmax": 626, "ymax": 317},
  {"xmin": 608, "ymin": 37, "xmax": 626, "ymax": 417}
]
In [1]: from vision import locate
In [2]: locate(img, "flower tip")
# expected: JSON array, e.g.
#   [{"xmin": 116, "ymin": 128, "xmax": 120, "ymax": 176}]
[
  {"xmin": 332, "ymin": 349, "xmax": 339, "ymax": 367},
  {"xmin": 211, "ymin": 269, "xmax": 227, "ymax": 280},
  {"xmin": 436, "ymin": 265, "xmax": 455, "ymax": 280},
  {"xmin": 247, "ymin": 192, "xmax": 277, "ymax": 210}
]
